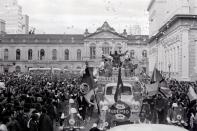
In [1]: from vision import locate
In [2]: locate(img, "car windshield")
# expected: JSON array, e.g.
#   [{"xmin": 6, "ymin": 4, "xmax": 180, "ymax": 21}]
[{"xmin": 106, "ymin": 86, "xmax": 132, "ymax": 95}]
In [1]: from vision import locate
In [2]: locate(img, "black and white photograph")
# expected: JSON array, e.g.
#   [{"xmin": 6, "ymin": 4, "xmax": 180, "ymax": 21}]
[{"xmin": 0, "ymin": 0, "xmax": 197, "ymax": 131}]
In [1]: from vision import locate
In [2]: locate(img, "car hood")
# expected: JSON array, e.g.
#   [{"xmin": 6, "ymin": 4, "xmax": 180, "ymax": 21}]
[{"xmin": 107, "ymin": 124, "xmax": 188, "ymax": 131}]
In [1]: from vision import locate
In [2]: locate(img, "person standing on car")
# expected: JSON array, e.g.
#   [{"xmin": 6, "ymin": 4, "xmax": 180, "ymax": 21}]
[{"xmin": 77, "ymin": 93, "xmax": 89, "ymax": 121}]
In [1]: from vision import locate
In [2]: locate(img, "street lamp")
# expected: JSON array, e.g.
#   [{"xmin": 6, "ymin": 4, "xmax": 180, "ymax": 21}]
[{"xmin": 168, "ymin": 63, "xmax": 171, "ymax": 78}]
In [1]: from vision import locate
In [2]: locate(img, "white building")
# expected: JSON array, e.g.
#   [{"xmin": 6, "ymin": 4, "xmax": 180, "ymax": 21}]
[
  {"xmin": 0, "ymin": 22, "xmax": 149, "ymax": 73},
  {"xmin": 0, "ymin": 19, "xmax": 6, "ymax": 34},
  {"xmin": 148, "ymin": 0, "xmax": 197, "ymax": 81},
  {"xmin": 22, "ymin": 15, "xmax": 29, "ymax": 34},
  {"xmin": 0, "ymin": 0, "xmax": 23, "ymax": 34}
]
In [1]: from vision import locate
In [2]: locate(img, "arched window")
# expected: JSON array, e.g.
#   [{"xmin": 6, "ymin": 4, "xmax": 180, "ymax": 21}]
[
  {"xmin": 16, "ymin": 49, "xmax": 20, "ymax": 60},
  {"xmin": 4, "ymin": 49, "xmax": 8, "ymax": 60},
  {"xmin": 130, "ymin": 50, "xmax": 135, "ymax": 58},
  {"xmin": 40, "ymin": 49, "xmax": 45, "ymax": 60},
  {"xmin": 65, "ymin": 49, "xmax": 69, "ymax": 60},
  {"xmin": 142, "ymin": 50, "xmax": 147, "ymax": 58},
  {"xmin": 102, "ymin": 42, "xmax": 110, "ymax": 54},
  {"xmin": 28, "ymin": 49, "xmax": 33, "ymax": 60},
  {"xmin": 15, "ymin": 66, "xmax": 21, "ymax": 73},
  {"xmin": 77, "ymin": 49, "xmax": 81, "ymax": 60},
  {"xmin": 52, "ymin": 49, "xmax": 57, "ymax": 60},
  {"xmin": 90, "ymin": 44, "xmax": 96, "ymax": 59}
]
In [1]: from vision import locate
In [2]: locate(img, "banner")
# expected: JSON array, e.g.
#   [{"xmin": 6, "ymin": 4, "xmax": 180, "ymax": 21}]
[
  {"xmin": 187, "ymin": 86, "xmax": 197, "ymax": 101},
  {"xmin": 145, "ymin": 82, "xmax": 159, "ymax": 96},
  {"xmin": 159, "ymin": 87, "xmax": 172, "ymax": 98},
  {"xmin": 81, "ymin": 67, "xmax": 95, "ymax": 93},
  {"xmin": 151, "ymin": 68, "xmax": 163, "ymax": 83}
]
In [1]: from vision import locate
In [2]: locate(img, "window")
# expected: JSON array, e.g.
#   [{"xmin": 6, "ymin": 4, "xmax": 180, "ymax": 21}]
[
  {"xmin": 130, "ymin": 50, "xmax": 135, "ymax": 58},
  {"xmin": 28, "ymin": 49, "xmax": 33, "ymax": 60},
  {"xmin": 90, "ymin": 45, "xmax": 96, "ymax": 59},
  {"xmin": 142, "ymin": 50, "xmax": 147, "ymax": 58},
  {"xmin": 52, "ymin": 49, "xmax": 57, "ymax": 60},
  {"xmin": 106, "ymin": 86, "xmax": 132, "ymax": 95},
  {"xmin": 40, "ymin": 49, "xmax": 45, "ymax": 60},
  {"xmin": 15, "ymin": 66, "xmax": 21, "ymax": 73},
  {"xmin": 77, "ymin": 49, "xmax": 81, "ymax": 60},
  {"xmin": 65, "ymin": 49, "xmax": 69, "ymax": 60},
  {"xmin": 16, "ymin": 49, "xmax": 20, "ymax": 60},
  {"xmin": 102, "ymin": 42, "xmax": 110, "ymax": 54},
  {"xmin": 4, "ymin": 49, "xmax": 8, "ymax": 60}
]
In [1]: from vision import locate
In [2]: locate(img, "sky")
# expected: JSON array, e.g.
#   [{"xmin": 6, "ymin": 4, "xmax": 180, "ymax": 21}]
[{"xmin": 18, "ymin": 0, "xmax": 151, "ymax": 34}]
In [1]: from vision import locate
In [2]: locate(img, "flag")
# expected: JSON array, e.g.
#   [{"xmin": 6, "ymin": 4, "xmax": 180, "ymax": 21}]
[
  {"xmin": 150, "ymin": 68, "xmax": 163, "ymax": 83},
  {"xmin": 187, "ymin": 86, "xmax": 197, "ymax": 101},
  {"xmin": 81, "ymin": 65, "xmax": 100, "ymax": 114},
  {"xmin": 145, "ymin": 82, "xmax": 159, "ymax": 96},
  {"xmin": 84, "ymin": 89, "xmax": 95, "ymax": 104},
  {"xmin": 81, "ymin": 67, "xmax": 95, "ymax": 91},
  {"xmin": 159, "ymin": 87, "xmax": 172, "ymax": 98},
  {"xmin": 114, "ymin": 67, "xmax": 123, "ymax": 102}
]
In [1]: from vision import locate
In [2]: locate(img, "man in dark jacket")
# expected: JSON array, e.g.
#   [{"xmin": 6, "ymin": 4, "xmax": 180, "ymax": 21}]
[
  {"xmin": 77, "ymin": 93, "xmax": 89, "ymax": 120},
  {"xmin": 38, "ymin": 107, "xmax": 53, "ymax": 131},
  {"xmin": 28, "ymin": 113, "xmax": 39, "ymax": 131}
]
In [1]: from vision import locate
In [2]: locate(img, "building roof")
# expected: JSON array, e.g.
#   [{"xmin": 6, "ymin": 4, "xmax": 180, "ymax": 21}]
[
  {"xmin": 148, "ymin": 14, "xmax": 197, "ymax": 43},
  {"xmin": 0, "ymin": 33, "xmax": 148, "ymax": 45},
  {"xmin": 0, "ymin": 34, "xmax": 84, "ymax": 44},
  {"xmin": 0, "ymin": 21, "xmax": 149, "ymax": 45}
]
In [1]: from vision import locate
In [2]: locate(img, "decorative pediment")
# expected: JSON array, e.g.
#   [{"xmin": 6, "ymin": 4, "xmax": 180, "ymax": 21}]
[
  {"xmin": 85, "ymin": 21, "xmax": 127, "ymax": 40},
  {"xmin": 86, "ymin": 31, "xmax": 126, "ymax": 39}
]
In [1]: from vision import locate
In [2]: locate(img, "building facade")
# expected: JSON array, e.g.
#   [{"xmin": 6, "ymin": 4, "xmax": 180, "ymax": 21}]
[
  {"xmin": 0, "ymin": 0, "xmax": 23, "ymax": 34},
  {"xmin": 0, "ymin": 19, "xmax": 6, "ymax": 34},
  {"xmin": 0, "ymin": 22, "xmax": 148, "ymax": 73},
  {"xmin": 148, "ymin": 0, "xmax": 197, "ymax": 81}
]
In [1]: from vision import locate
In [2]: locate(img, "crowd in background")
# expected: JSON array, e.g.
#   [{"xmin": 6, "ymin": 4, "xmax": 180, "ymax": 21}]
[
  {"xmin": 141, "ymin": 79, "xmax": 197, "ymax": 131},
  {"xmin": 0, "ymin": 70, "xmax": 197, "ymax": 131},
  {"xmin": 0, "ymin": 72, "xmax": 92, "ymax": 131}
]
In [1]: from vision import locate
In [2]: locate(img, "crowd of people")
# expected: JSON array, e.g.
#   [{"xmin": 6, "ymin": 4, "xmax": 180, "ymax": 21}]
[
  {"xmin": 0, "ymin": 72, "xmax": 95, "ymax": 131},
  {"xmin": 141, "ymin": 79, "xmax": 197, "ymax": 131},
  {"xmin": 0, "ymin": 67, "xmax": 197, "ymax": 131}
]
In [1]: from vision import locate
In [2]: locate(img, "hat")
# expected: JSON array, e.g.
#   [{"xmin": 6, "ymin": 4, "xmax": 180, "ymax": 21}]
[
  {"xmin": 70, "ymin": 108, "xmax": 77, "ymax": 114},
  {"xmin": 92, "ymin": 123, "xmax": 97, "ymax": 127},
  {"xmin": 69, "ymin": 99, "xmax": 74, "ymax": 104},
  {"xmin": 101, "ymin": 106, "xmax": 108, "ymax": 111},
  {"xmin": 172, "ymin": 103, "xmax": 178, "ymax": 107}
]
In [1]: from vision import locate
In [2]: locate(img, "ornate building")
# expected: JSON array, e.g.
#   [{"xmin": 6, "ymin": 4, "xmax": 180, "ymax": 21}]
[
  {"xmin": 148, "ymin": 0, "xmax": 197, "ymax": 81},
  {"xmin": 0, "ymin": 21, "xmax": 148, "ymax": 73}
]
